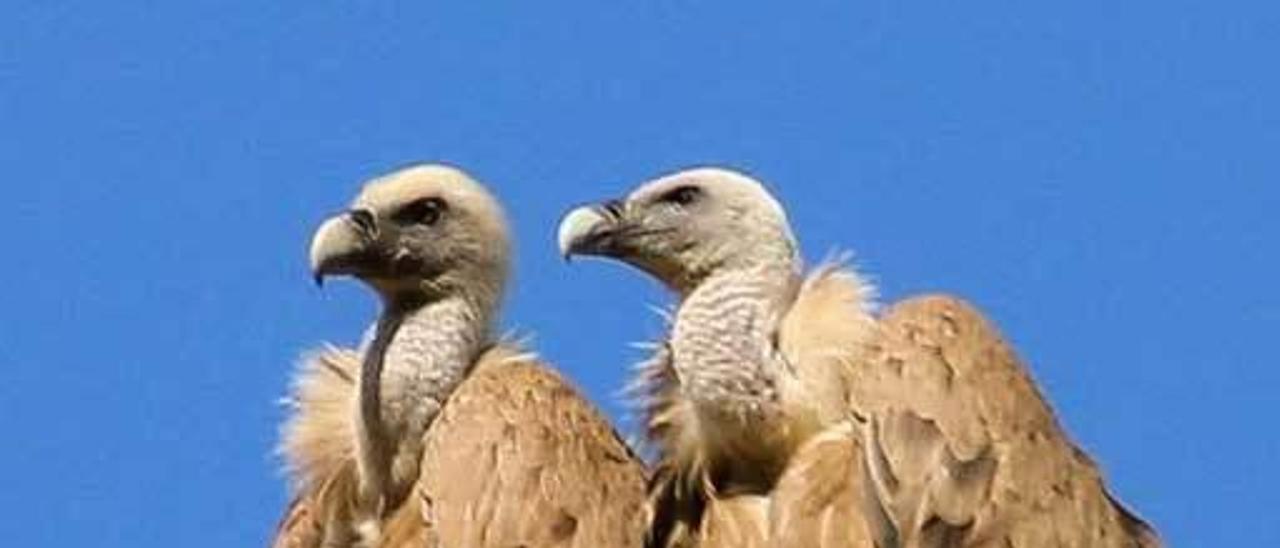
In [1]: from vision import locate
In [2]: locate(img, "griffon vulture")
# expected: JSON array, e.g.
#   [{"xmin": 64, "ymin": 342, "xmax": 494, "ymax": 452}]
[
  {"xmin": 558, "ymin": 167, "xmax": 1159, "ymax": 547},
  {"xmin": 273, "ymin": 164, "xmax": 647, "ymax": 547}
]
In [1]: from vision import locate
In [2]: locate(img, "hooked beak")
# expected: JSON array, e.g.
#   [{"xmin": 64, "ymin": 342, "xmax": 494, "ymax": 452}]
[
  {"xmin": 309, "ymin": 209, "xmax": 378, "ymax": 286},
  {"xmin": 557, "ymin": 199, "xmax": 626, "ymax": 260}
]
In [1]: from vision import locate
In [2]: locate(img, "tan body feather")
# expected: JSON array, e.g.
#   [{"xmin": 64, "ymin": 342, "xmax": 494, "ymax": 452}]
[
  {"xmin": 275, "ymin": 344, "xmax": 648, "ymax": 548},
  {"xmin": 646, "ymin": 265, "xmax": 1158, "ymax": 547}
]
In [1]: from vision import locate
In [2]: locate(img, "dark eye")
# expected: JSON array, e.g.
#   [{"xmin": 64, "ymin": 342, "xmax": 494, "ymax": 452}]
[
  {"xmin": 660, "ymin": 185, "xmax": 702, "ymax": 206},
  {"xmin": 395, "ymin": 197, "xmax": 447, "ymax": 225}
]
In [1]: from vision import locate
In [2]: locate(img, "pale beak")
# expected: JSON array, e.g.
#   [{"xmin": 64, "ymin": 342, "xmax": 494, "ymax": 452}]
[
  {"xmin": 557, "ymin": 200, "xmax": 624, "ymax": 260},
  {"xmin": 309, "ymin": 209, "xmax": 376, "ymax": 286}
]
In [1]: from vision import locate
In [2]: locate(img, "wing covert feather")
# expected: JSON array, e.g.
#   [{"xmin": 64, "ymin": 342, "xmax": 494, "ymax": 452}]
[
  {"xmin": 770, "ymin": 422, "xmax": 882, "ymax": 548},
  {"xmin": 698, "ymin": 495, "xmax": 769, "ymax": 548},
  {"xmin": 382, "ymin": 346, "xmax": 649, "ymax": 548},
  {"xmin": 853, "ymin": 295, "xmax": 1159, "ymax": 547},
  {"xmin": 271, "ymin": 496, "xmax": 322, "ymax": 548}
]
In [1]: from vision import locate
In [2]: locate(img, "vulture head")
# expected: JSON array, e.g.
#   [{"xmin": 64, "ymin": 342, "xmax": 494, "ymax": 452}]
[
  {"xmin": 558, "ymin": 167, "xmax": 799, "ymax": 292},
  {"xmin": 310, "ymin": 164, "xmax": 510, "ymax": 305}
]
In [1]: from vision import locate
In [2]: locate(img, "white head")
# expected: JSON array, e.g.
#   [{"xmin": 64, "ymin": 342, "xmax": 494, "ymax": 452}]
[
  {"xmin": 310, "ymin": 164, "xmax": 510, "ymax": 306},
  {"xmin": 558, "ymin": 167, "xmax": 799, "ymax": 293}
]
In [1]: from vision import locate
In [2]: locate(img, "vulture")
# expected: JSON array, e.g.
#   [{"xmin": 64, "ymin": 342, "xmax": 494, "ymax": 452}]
[
  {"xmin": 558, "ymin": 167, "xmax": 1160, "ymax": 548},
  {"xmin": 274, "ymin": 164, "xmax": 647, "ymax": 548}
]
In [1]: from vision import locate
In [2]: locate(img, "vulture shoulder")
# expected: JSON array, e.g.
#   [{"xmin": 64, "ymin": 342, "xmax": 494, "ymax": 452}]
[
  {"xmin": 274, "ymin": 344, "xmax": 649, "ymax": 548},
  {"xmin": 379, "ymin": 344, "xmax": 649, "ymax": 548},
  {"xmin": 850, "ymin": 294, "xmax": 1160, "ymax": 547},
  {"xmin": 777, "ymin": 262, "xmax": 879, "ymax": 427}
]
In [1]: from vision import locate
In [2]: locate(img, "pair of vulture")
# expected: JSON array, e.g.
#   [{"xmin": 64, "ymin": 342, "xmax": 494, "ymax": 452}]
[{"xmin": 272, "ymin": 164, "xmax": 1159, "ymax": 547}]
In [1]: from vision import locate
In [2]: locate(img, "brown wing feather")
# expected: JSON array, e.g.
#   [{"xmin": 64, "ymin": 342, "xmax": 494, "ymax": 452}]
[
  {"xmin": 769, "ymin": 422, "xmax": 883, "ymax": 548},
  {"xmin": 698, "ymin": 495, "xmax": 769, "ymax": 548},
  {"xmin": 382, "ymin": 345, "xmax": 649, "ymax": 548},
  {"xmin": 854, "ymin": 295, "xmax": 1160, "ymax": 547},
  {"xmin": 771, "ymin": 265, "xmax": 1157, "ymax": 546}
]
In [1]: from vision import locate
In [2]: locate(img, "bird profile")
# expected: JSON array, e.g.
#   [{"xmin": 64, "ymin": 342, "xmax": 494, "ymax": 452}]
[
  {"xmin": 275, "ymin": 164, "xmax": 647, "ymax": 548},
  {"xmin": 560, "ymin": 166, "xmax": 1159, "ymax": 547}
]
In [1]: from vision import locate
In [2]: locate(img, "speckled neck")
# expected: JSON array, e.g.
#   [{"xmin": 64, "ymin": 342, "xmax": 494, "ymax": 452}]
[
  {"xmin": 670, "ymin": 263, "xmax": 800, "ymax": 423},
  {"xmin": 356, "ymin": 293, "xmax": 493, "ymax": 511}
]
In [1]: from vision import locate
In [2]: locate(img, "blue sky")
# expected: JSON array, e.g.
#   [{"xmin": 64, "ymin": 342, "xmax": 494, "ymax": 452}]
[{"xmin": 2, "ymin": 1, "xmax": 1276, "ymax": 545}]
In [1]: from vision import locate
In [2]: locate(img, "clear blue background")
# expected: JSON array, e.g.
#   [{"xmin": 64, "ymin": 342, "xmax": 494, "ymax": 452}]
[{"xmin": 3, "ymin": 1, "xmax": 1275, "ymax": 545}]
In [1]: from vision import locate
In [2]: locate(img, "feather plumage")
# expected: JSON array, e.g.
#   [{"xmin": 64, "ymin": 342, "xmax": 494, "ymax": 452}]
[{"xmin": 561, "ymin": 167, "xmax": 1158, "ymax": 547}]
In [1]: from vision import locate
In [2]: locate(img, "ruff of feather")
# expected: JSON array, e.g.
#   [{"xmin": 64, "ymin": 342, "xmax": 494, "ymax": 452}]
[{"xmin": 278, "ymin": 345, "xmax": 360, "ymax": 495}]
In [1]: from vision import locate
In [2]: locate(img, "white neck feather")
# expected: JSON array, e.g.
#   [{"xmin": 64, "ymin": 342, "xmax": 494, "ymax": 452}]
[
  {"xmin": 355, "ymin": 293, "xmax": 492, "ymax": 512},
  {"xmin": 670, "ymin": 263, "xmax": 799, "ymax": 422}
]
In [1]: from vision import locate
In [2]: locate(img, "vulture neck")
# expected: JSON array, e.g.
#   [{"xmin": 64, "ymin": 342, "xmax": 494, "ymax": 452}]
[
  {"xmin": 671, "ymin": 259, "xmax": 800, "ymax": 435},
  {"xmin": 356, "ymin": 290, "xmax": 493, "ymax": 512}
]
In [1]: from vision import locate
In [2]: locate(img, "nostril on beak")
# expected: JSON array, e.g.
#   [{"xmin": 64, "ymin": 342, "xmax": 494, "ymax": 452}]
[
  {"xmin": 603, "ymin": 199, "xmax": 625, "ymax": 219},
  {"xmin": 348, "ymin": 208, "xmax": 377, "ymax": 235}
]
